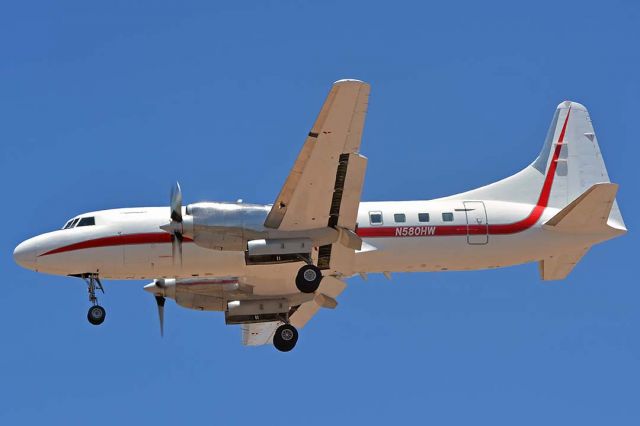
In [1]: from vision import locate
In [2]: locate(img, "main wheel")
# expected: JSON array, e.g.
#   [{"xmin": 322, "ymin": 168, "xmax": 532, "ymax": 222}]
[
  {"xmin": 295, "ymin": 264, "xmax": 322, "ymax": 293},
  {"xmin": 273, "ymin": 324, "xmax": 298, "ymax": 352},
  {"xmin": 87, "ymin": 305, "xmax": 106, "ymax": 325}
]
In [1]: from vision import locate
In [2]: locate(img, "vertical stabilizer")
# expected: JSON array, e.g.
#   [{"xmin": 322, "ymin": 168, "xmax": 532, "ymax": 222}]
[
  {"xmin": 544, "ymin": 102, "xmax": 625, "ymax": 231},
  {"xmin": 448, "ymin": 101, "xmax": 625, "ymax": 232}
]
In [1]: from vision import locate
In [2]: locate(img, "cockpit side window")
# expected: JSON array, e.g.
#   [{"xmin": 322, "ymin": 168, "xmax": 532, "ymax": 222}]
[
  {"xmin": 62, "ymin": 220, "xmax": 74, "ymax": 229},
  {"xmin": 70, "ymin": 218, "xmax": 80, "ymax": 228},
  {"xmin": 77, "ymin": 217, "xmax": 95, "ymax": 227}
]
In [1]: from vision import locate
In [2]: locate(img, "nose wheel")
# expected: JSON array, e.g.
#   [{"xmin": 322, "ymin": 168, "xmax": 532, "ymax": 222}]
[
  {"xmin": 83, "ymin": 274, "xmax": 106, "ymax": 326},
  {"xmin": 273, "ymin": 323, "xmax": 298, "ymax": 352}
]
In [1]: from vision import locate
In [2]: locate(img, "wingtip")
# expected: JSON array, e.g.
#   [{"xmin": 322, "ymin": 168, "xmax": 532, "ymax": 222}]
[{"xmin": 333, "ymin": 78, "xmax": 367, "ymax": 85}]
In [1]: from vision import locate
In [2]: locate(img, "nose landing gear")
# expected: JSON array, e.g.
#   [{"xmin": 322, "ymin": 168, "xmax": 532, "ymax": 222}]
[{"xmin": 83, "ymin": 274, "xmax": 106, "ymax": 326}]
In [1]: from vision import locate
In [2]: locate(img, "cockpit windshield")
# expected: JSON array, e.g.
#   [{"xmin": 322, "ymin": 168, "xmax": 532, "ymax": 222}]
[
  {"xmin": 62, "ymin": 216, "xmax": 95, "ymax": 229},
  {"xmin": 77, "ymin": 217, "xmax": 95, "ymax": 227}
]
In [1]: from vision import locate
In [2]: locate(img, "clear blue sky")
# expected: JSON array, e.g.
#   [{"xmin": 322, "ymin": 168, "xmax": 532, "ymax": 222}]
[{"xmin": 1, "ymin": 1, "xmax": 638, "ymax": 424}]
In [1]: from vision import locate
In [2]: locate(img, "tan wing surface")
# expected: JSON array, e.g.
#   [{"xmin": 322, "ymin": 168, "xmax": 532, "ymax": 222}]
[
  {"xmin": 242, "ymin": 276, "xmax": 347, "ymax": 346},
  {"xmin": 264, "ymin": 79, "xmax": 370, "ymax": 231}
]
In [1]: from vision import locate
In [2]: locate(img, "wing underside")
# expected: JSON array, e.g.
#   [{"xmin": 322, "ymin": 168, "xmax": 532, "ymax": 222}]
[
  {"xmin": 242, "ymin": 276, "xmax": 346, "ymax": 346},
  {"xmin": 264, "ymin": 79, "xmax": 370, "ymax": 232}
]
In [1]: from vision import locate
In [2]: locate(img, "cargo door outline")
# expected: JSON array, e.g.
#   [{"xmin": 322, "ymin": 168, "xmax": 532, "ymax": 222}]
[{"xmin": 463, "ymin": 201, "xmax": 488, "ymax": 245}]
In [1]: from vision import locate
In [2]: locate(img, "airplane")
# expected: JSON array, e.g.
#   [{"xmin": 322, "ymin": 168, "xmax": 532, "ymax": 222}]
[{"xmin": 13, "ymin": 79, "xmax": 626, "ymax": 352}]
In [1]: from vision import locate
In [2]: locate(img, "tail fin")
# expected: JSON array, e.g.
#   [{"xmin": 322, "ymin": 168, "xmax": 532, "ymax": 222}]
[
  {"xmin": 542, "ymin": 101, "xmax": 625, "ymax": 231},
  {"xmin": 451, "ymin": 101, "xmax": 626, "ymax": 232}
]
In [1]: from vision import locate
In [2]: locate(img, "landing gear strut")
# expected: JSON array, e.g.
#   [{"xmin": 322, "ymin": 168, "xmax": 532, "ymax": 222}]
[
  {"xmin": 84, "ymin": 274, "xmax": 106, "ymax": 326},
  {"xmin": 273, "ymin": 323, "xmax": 298, "ymax": 352},
  {"xmin": 295, "ymin": 264, "xmax": 322, "ymax": 293}
]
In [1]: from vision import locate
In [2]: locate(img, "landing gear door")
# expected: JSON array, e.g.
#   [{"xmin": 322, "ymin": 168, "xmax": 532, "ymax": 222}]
[{"xmin": 463, "ymin": 201, "xmax": 488, "ymax": 245}]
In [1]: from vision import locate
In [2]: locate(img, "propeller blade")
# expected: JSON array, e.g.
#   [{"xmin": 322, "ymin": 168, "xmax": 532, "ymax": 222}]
[
  {"xmin": 170, "ymin": 182, "xmax": 183, "ymax": 223},
  {"xmin": 155, "ymin": 295, "xmax": 166, "ymax": 337},
  {"xmin": 171, "ymin": 232, "xmax": 183, "ymax": 266}
]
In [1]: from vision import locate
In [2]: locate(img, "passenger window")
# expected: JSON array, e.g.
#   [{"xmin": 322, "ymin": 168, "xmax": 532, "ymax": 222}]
[
  {"xmin": 394, "ymin": 213, "xmax": 406, "ymax": 223},
  {"xmin": 418, "ymin": 213, "xmax": 430, "ymax": 222},
  {"xmin": 442, "ymin": 212, "xmax": 454, "ymax": 222},
  {"xmin": 369, "ymin": 212, "xmax": 383, "ymax": 225},
  {"xmin": 77, "ymin": 217, "xmax": 96, "ymax": 227}
]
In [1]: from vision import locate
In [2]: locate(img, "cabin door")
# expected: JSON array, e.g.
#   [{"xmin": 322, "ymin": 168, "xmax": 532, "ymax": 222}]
[{"xmin": 463, "ymin": 201, "xmax": 488, "ymax": 245}]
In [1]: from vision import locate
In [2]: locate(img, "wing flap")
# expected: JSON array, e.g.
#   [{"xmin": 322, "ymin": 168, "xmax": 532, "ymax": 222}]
[
  {"xmin": 335, "ymin": 153, "xmax": 368, "ymax": 229},
  {"xmin": 242, "ymin": 322, "xmax": 279, "ymax": 346}
]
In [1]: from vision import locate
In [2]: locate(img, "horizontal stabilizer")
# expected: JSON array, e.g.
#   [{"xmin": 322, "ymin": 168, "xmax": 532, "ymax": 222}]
[
  {"xmin": 543, "ymin": 183, "xmax": 623, "ymax": 234},
  {"xmin": 539, "ymin": 182, "xmax": 625, "ymax": 281},
  {"xmin": 539, "ymin": 247, "xmax": 589, "ymax": 281}
]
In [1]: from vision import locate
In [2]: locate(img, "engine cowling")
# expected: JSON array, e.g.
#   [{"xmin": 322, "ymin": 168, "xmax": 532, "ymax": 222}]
[
  {"xmin": 145, "ymin": 277, "xmax": 245, "ymax": 311},
  {"xmin": 182, "ymin": 202, "xmax": 270, "ymax": 251}
]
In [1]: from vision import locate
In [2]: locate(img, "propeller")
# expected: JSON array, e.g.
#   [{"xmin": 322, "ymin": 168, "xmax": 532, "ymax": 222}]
[
  {"xmin": 155, "ymin": 295, "xmax": 166, "ymax": 337},
  {"xmin": 170, "ymin": 182, "xmax": 183, "ymax": 222},
  {"xmin": 143, "ymin": 279, "xmax": 175, "ymax": 337},
  {"xmin": 161, "ymin": 182, "xmax": 184, "ymax": 266}
]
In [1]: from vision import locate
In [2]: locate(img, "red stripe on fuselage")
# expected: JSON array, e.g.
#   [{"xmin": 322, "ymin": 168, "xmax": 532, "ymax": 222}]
[
  {"xmin": 358, "ymin": 107, "xmax": 572, "ymax": 238},
  {"xmin": 39, "ymin": 233, "xmax": 193, "ymax": 257},
  {"xmin": 357, "ymin": 224, "xmax": 487, "ymax": 238},
  {"xmin": 487, "ymin": 107, "xmax": 570, "ymax": 234}
]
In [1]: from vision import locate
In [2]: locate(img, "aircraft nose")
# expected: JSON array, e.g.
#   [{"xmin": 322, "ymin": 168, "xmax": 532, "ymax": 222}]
[{"xmin": 13, "ymin": 238, "xmax": 39, "ymax": 270}]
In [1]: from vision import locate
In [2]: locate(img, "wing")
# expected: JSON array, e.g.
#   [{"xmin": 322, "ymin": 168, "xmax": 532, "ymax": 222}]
[
  {"xmin": 264, "ymin": 79, "xmax": 370, "ymax": 231},
  {"xmin": 242, "ymin": 276, "xmax": 347, "ymax": 346}
]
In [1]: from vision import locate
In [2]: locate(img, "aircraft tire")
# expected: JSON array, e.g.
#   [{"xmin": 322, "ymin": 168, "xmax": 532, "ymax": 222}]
[
  {"xmin": 273, "ymin": 324, "xmax": 298, "ymax": 352},
  {"xmin": 87, "ymin": 305, "xmax": 106, "ymax": 325},
  {"xmin": 295, "ymin": 264, "xmax": 322, "ymax": 293}
]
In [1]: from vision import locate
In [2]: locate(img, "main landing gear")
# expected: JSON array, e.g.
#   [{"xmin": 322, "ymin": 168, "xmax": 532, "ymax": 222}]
[
  {"xmin": 295, "ymin": 264, "xmax": 322, "ymax": 293},
  {"xmin": 273, "ymin": 323, "xmax": 298, "ymax": 352},
  {"xmin": 84, "ymin": 274, "xmax": 106, "ymax": 326},
  {"xmin": 281, "ymin": 261, "xmax": 321, "ymax": 350}
]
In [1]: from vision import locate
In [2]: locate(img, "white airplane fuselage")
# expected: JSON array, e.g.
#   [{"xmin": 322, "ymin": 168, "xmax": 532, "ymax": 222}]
[{"xmin": 13, "ymin": 197, "xmax": 604, "ymax": 296}]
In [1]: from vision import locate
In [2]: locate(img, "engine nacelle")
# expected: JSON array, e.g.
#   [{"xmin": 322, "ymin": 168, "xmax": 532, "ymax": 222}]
[
  {"xmin": 184, "ymin": 202, "xmax": 270, "ymax": 251},
  {"xmin": 147, "ymin": 278, "xmax": 241, "ymax": 312}
]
